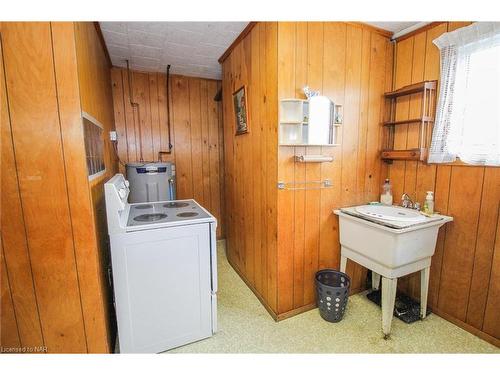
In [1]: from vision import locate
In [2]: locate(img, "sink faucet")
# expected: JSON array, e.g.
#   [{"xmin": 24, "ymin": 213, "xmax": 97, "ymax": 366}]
[{"xmin": 401, "ymin": 193, "xmax": 414, "ymax": 209}]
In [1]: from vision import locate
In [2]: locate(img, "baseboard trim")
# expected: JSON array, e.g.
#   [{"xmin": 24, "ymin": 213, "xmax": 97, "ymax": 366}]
[
  {"xmin": 276, "ymin": 303, "xmax": 316, "ymax": 321},
  {"xmin": 431, "ymin": 307, "xmax": 500, "ymax": 348},
  {"xmin": 226, "ymin": 254, "xmax": 368, "ymax": 322}
]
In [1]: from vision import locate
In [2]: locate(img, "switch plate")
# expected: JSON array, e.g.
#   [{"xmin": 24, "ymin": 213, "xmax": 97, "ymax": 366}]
[{"xmin": 109, "ymin": 130, "xmax": 118, "ymax": 141}]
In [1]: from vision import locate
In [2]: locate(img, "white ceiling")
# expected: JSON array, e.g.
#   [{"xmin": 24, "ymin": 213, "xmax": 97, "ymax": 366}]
[
  {"xmin": 100, "ymin": 22, "xmax": 420, "ymax": 80},
  {"xmin": 100, "ymin": 22, "xmax": 249, "ymax": 79},
  {"xmin": 364, "ymin": 22, "xmax": 420, "ymax": 33}
]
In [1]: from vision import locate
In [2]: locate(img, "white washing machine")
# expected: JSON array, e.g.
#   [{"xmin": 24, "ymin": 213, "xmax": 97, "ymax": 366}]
[{"xmin": 104, "ymin": 174, "xmax": 217, "ymax": 353}]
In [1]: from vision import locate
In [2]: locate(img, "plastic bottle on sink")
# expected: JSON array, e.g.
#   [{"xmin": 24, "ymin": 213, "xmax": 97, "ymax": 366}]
[
  {"xmin": 380, "ymin": 179, "xmax": 393, "ymax": 205},
  {"xmin": 423, "ymin": 191, "xmax": 434, "ymax": 215}
]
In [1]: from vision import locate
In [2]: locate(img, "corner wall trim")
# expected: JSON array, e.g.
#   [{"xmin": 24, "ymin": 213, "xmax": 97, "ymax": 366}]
[
  {"xmin": 93, "ymin": 22, "xmax": 112, "ymax": 68},
  {"xmin": 218, "ymin": 22, "xmax": 258, "ymax": 64}
]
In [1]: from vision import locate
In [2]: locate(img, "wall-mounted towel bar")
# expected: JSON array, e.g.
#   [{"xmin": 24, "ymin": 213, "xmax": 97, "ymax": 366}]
[
  {"xmin": 277, "ymin": 179, "xmax": 332, "ymax": 190},
  {"xmin": 294, "ymin": 155, "xmax": 334, "ymax": 163}
]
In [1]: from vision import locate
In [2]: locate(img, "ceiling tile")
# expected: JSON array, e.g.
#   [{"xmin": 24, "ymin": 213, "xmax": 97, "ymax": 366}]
[
  {"xmin": 127, "ymin": 22, "xmax": 169, "ymax": 35},
  {"xmin": 131, "ymin": 55, "xmax": 160, "ymax": 66},
  {"xmin": 99, "ymin": 22, "xmax": 248, "ymax": 79},
  {"xmin": 101, "ymin": 30, "xmax": 129, "ymax": 48},
  {"xmin": 107, "ymin": 44, "xmax": 130, "ymax": 58},
  {"xmin": 129, "ymin": 44, "xmax": 162, "ymax": 59},
  {"xmin": 100, "ymin": 22, "xmax": 128, "ymax": 34},
  {"xmin": 162, "ymin": 42, "xmax": 196, "ymax": 59},
  {"xmin": 127, "ymin": 30, "xmax": 165, "ymax": 48},
  {"xmin": 163, "ymin": 27, "xmax": 206, "ymax": 45}
]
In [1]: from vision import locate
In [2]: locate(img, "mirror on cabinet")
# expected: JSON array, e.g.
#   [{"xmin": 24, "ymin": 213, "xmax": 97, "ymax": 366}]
[{"xmin": 278, "ymin": 96, "xmax": 342, "ymax": 146}]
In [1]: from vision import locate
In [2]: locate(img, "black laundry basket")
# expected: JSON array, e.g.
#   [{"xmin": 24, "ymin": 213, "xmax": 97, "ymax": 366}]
[{"xmin": 315, "ymin": 269, "xmax": 351, "ymax": 322}]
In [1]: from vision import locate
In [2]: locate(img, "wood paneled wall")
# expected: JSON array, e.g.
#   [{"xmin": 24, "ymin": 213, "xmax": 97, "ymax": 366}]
[
  {"xmin": 74, "ymin": 21, "xmax": 118, "ymax": 352},
  {"xmin": 0, "ymin": 22, "xmax": 116, "ymax": 353},
  {"xmin": 276, "ymin": 22, "xmax": 393, "ymax": 317},
  {"xmin": 221, "ymin": 22, "xmax": 279, "ymax": 316},
  {"xmin": 390, "ymin": 22, "xmax": 499, "ymax": 346},
  {"xmin": 110, "ymin": 68, "xmax": 224, "ymax": 238},
  {"xmin": 221, "ymin": 22, "xmax": 393, "ymax": 319}
]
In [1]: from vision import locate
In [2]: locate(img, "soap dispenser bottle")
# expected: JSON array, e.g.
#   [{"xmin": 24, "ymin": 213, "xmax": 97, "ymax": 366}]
[
  {"xmin": 424, "ymin": 191, "xmax": 434, "ymax": 214},
  {"xmin": 380, "ymin": 179, "xmax": 393, "ymax": 205}
]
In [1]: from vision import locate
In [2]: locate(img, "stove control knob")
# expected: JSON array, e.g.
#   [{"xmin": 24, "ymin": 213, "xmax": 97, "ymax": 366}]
[
  {"xmin": 118, "ymin": 188, "xmax": 127, "ymax": 199},
  {"xmin": 124, "ymin": 180, "xmax": 130, "ymax": 188}
]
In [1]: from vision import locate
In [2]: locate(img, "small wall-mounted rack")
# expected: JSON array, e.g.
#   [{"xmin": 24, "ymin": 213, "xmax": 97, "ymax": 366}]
[
  {"xmin": 294, "ymin": 155, "xmax": 334, "ymax": 163},
  {"xmin": 277, "ymin": 179, "xmax": 332, "ymax": 190},
  {"xmin": 381, "ymin": 80, "xmax": 437, "ymax": 163}
]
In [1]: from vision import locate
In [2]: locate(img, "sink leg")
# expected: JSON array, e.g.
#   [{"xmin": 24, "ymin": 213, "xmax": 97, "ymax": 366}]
[
  {"xmin": 381, "ymin": 277, "xmax": 397, "ymax": 338},
  {"xmin": 340, "ymin": 255, "xmax": 347, "ymax": 273},
  {"xmin": 372, "ymin": 272, "xmax": 381, "ymax": 291},
  {"xmin": 420, "ymin": 266, "xmax": 430, "ymax": 320}
]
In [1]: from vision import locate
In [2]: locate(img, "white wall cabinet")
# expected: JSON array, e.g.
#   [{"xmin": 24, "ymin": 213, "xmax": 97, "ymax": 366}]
[{"xmin": 279, "ymin": 96, "xmax": 342, "ymax": 146}]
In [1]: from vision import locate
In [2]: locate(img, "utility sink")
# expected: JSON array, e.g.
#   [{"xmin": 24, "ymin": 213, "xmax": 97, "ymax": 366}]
[
  {"xmin": 333, "ymin": 205, "xmax": 453, "ymax": 338},
  {"xmin": 355, "ymin": 204, "xmax": 427, "ymax": 224}
]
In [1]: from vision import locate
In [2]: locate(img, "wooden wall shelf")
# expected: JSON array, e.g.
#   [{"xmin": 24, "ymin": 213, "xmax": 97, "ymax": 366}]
[
  {"xmin": 384, "ymin": 81, "xmax": 437, "ymax": 99},
  {"xmin": 383, "ymin": 116, "xmax": 433, "ymax": 126},
  {"xmin": 381, "ymin": 148, "xmax": 426, "ymax": 162},
  {"xmin": 381, "ymin": 80, "xmax": 437, "ymax": 163}
]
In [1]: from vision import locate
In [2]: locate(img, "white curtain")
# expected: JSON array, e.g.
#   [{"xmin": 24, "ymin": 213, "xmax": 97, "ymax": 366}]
[{"xmin": 429, "ymin": 22, "xmax": 500, "ymax": 165}]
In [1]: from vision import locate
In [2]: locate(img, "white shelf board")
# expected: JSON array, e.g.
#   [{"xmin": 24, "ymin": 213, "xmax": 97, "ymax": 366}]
[
  {"xmin": 280, "ymin": 98, "xmax": 307, "ymax": 102},
  {"xmin": 279, "ymin": 143, "xmax": 341, "ymax": 147}
]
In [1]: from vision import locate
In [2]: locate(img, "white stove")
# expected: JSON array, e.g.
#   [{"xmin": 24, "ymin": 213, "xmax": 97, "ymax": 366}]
[
  {"xmin": 104, "ymin": 174, "xmax": 217, "ymax": 353},
  {"xmin": 126, "ymin": 200, "xmax": 213, "ymax": 230}
]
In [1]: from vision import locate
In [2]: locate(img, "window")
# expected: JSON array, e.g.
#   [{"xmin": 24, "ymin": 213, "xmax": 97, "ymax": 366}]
[
  {"xmin": 429, "ymin": 22, "xmax": 500, "ymax": 166},
  {"xmin": 82, "ymin": 112, "xmax": 106, "ymax": 180}
]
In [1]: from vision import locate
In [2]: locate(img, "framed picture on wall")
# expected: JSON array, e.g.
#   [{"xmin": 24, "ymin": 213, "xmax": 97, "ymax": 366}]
[{"xmin": 233, "ymin": 85, "xmax": 249, "ymax": 135}]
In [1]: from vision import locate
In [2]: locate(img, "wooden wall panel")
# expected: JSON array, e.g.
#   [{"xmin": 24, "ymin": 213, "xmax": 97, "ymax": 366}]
[
  {"xmin": 274, "ymin": 23, "xmax": 392, "ymax": 318},
  {"xmin": 222, "ymin": 22, "xmax": 279, "ymax": 317},
  {"xmin": 264, "ymin": 22, "xmax": 279, "ymax": 314},
  {"xmin": 1, "ymin": 22, "xmax": 116, "ymax": 353},
  {"xmin": 110, "ymin": 68, "xmax": 224, "ymax": 238},
  {"xmin": 1, "ymin": 243, "xmax": 21, "ymax": 348},
  {"xmin": 438, "ymin": 167, "xmax": 484, "ymax": 319},
  {"xmin": 70, "ymin": 21, "xmax": 116, "ymax": 353},
  {"xmin": 467, "ymin": 168, "xmax": 500, "ymax": 329},
  {"xmin": 391, "ymin": 22, "xmax": 500, "ymax": 346},
  {"xmin": 222, "ymin": 22, "xmax": 392, "ymax": 319},
  {"xmin": 75, "ymin": 23, "xmax": 116, "ymax": 173},
  {"xmin": 302, "ymin": 22, "xmax": 324, "ymax": 307},
  {"xmin": 1, "ymin": 35, "xmax": 44, "ymax": 349},
  {"xmin": 74, "ymin": 22, "xmax": 119, "ymax": 352},
  {"xmin": 482, "ymin": 213, "xmax": 500, "ymax": 339},
  {"xmin": 1, "ymin": 22, "xmax": 87, "ymax": 352}
]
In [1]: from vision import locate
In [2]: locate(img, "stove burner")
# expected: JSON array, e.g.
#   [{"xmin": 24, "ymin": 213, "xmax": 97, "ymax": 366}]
[
  {"xmin": 177, "ymin": 212, "xmax": 199, "ymax": 218},
  {"xmin": 135, "ymin": 204, "xmax": 153, "ymax": 209},
  {"xmin": 134, "ymin": 213, "xmax": 168, "ymax": 222},
  {"xmin": 163, "ymin": 202, "xmax": 190, "ymax": 208}
]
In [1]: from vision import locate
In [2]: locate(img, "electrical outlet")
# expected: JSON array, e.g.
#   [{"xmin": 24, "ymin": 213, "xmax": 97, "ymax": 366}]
[{"xmin": 109, "ymin": 130, "xmax": 118, "ymax": 142}]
